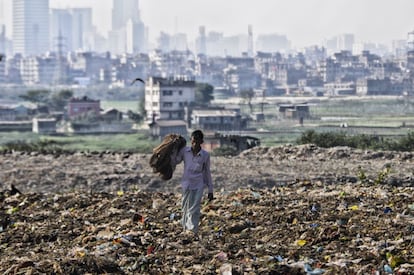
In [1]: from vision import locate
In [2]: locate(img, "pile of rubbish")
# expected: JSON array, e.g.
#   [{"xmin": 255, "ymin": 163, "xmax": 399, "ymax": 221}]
[{"xmin": 1, "ymin": 181, "xmax": 413, "ymax": 274}]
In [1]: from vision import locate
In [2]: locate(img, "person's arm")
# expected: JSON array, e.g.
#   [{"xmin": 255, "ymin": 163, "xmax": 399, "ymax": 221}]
[
  {"xmin": 171, "ymin": 146, "xmax": 185, "ymax": 166},
  {"xmin": 204, "ymin": 154, "xmax": 214, "ymax": 200}
]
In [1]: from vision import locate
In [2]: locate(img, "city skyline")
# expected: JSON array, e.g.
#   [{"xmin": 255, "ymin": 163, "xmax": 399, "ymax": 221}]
[{"xmin": 1, "ymin": 0, "xmax": 414, "ymax": 49}]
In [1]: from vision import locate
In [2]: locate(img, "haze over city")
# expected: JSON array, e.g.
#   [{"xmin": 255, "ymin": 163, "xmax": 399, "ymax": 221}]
[{"xmin": 1, "ymin": 0, "xmax": 414, "ymax": 48}]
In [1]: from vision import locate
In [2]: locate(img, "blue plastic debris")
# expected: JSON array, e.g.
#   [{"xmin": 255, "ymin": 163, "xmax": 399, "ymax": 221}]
[
  {"xmin": 304, "ymin": 263, "xmax": 325, "ymax": 275},
  {"xmin": 383, "ymin": 264, "xmax": 393, "ymax": 273}
]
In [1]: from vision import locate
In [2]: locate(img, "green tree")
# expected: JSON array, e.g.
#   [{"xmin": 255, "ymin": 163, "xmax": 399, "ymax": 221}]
[
  {"xmin": 19, "ymin": 90, "xmax": 50, "ymax": 105},
  {"xmin": 138, "ymin": 96, "xmax": 146, "ymax": 116},
  {"xmin": 50, "ymin": 90, "xmax": 73, "ymax": 111},
  {"xmin": 240, "ymin": 89, "xmax": 255, "ymax": 113},
  {"xmin": 195, "ymin": 83, "xmax": 214, "ymax": 106},
  {"xmin": 127, "ymin": 110, "xmax": 144, "ymax": 124}
]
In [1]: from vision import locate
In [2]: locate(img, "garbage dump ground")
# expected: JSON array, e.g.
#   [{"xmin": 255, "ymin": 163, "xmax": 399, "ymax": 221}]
[{"xmin": 0, "ymin": 145, "xmax": 413, "ymax": 274}]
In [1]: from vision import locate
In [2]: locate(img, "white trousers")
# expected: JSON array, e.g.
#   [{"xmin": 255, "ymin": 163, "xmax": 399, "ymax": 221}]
[{"xmin": 181, "ymin": 188, "xmax": 204, "ymax": 233}]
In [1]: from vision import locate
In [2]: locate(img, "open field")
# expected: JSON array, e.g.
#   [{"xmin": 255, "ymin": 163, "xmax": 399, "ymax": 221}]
[
  {"xmin": 237, "ymin": 96, "xmax": 414, "ymax": 147},
  {"xmin": 0, "ymin": 132, "xmax": 159, "ymax": 154},
  {"xmin": 1, "ymin": 96, "xmax": 414, "ymax": 150}
]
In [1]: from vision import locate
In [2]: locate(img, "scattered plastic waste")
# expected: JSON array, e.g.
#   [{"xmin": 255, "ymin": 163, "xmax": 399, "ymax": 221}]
[
  {"xmin": 219, "ymin": 263, "xmax": 232, "ymax": 275},
  {"xmin": 169, "ymin": 213, "xmax": 176, "ymax": 220},
  {"xmin": 383, "ymin": 264, "xmax": 393, "ymax": 274},
  {"xmin": 295, "ymin": 239, "xmax": 307, "ymax": 246},
  {"xmin": 275, "ymin": 255, "xmax": 283, "ymax": 262},
  {"xmin": 1, "ymin": 146, "xmax": 414, "ymax": 274},
  {"xmin": 383, "ymin": 206, "xmax": 392, "ymax": 213},
  {"xmin": 304, "ymin": 263, "xmax": 325, "ymax": 275},
  {"xmin": 215, "ymin": 251, "xmax": 228, "ymax": 262}
]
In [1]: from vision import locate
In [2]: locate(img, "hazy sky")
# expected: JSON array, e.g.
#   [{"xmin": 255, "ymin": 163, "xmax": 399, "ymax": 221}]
[{"xmin": 1, "ymin": 0, "xmax": 414, "ymax": 48}]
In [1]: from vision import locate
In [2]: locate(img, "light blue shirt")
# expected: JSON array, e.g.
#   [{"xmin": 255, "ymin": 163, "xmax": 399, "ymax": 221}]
[{"xmin": 174, "ymin": 146, "xmax": 213, "ymax": 193}]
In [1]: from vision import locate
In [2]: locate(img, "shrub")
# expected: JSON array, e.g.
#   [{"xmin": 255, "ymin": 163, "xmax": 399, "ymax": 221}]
[
  {"xmin": 211, "ymin": 145, "xmax": 239, "ymax": 156},
  {"xmin": 297, "ymin": 130, "xmax": 414, "ymax": 152}
]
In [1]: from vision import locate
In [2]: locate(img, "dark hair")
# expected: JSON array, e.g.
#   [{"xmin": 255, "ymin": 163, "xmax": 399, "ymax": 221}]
[{"xmin": 191, "ymin": 130, "xmax": 204, "ymax": 141}]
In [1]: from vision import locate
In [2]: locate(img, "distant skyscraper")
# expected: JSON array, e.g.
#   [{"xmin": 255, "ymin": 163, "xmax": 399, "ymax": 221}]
[
  {"xmin": 256, "ymin": 33, "xmax": 290, "ymax": 53},
  {"xmin": 13, "ymin": 0, "xmax": 50, "ymax": 56},
  {"xmin": 0, "ymin": 25, "xmax": 6, "ymax": 54},
  {"xmin": 126, "ymin": 18, "xmax": 146, "ymax": 54},
  {"xmin": 112, "ymin": 0, "xmax": 140, "ymax": 30},
  {"xmin": 50, "ymin": 9, "xmax": 72, "ymax": 53},
  {"xmin": 196, "ymin": 26, "xmax": 207, "ymax": 55},
  {"xmin": 71, "ymin": 8, "xmax": 93, "ymax": 51},
  {"xmin": 337, "ymin": 33, "xmax": 354, "ymax": 52},
  {"xmin": 50, "ymin": 8, "xmax": 93, "ymax": 53},
  {"xmin": 110, "ymin": 0, "xmax": 146, "ymax": 54},
  {"xmin": 247, "ymin": 25, "xmax": 253, "ymax": 57}
]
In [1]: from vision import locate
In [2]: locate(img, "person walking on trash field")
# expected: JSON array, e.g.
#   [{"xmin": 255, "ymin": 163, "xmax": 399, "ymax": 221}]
[{"xmin": 172, "ymin": 129, "xmax": 214, "ymax": 235}]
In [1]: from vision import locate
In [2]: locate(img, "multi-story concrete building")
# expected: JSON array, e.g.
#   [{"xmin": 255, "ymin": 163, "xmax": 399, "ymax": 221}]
[
  {"xmin": 144, "ymin": 76, "xmax": 195, "ymax": 121},
  {"xmin": 20, "ymin": 55, "xmax": 59, "ymax": 85},
  {"xmin": 126, "ymin": 19, "xmax": 147, "ymax": 54},
  {"xmin": 13, "ymin": 0, "xmax": 50, "ymax": 56},
  {"xmin": 0, "ymin": 25, "xmax": 6, "ymax": 56},
  {"xmin": 0, "ymin": 63, "xmax": 4, "ymax": 83},
  {"xmin": 196, "ymin": 26, "xmax": 207, "ymax": 56},
  {"xmin": 68, "ymin": 52, "xmax": 112, "ymax": 85},
  {"xmin": 255, "ymin": 33, "xmax": 290, "ymax": 53},
  {"xmin": 223, "ymin": 65, "xmax": 260, "ymax": 93}
]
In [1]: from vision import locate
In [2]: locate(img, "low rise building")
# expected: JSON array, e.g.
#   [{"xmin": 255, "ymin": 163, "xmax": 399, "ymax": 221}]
[
  {"xmin": 279, "ymin": 104, "xmax": 310, "ymax": 119},
  {"xmin": 149, "ymin": 119, "xmax": 187, "ymax": 138},
  {"xmin": 190, "ymin": 109, "xmax": 242, "ymax": 131},
  {"xmin": 32, "ymin": 118, "xmax": 56, "ymax": 134},
  {"xmin": 356, "ymin": 78, "xmax": 399, "ymax": 95},
  {"xmin": 68, "ymin": 96, "xmax": 100, "ymax": 119}
]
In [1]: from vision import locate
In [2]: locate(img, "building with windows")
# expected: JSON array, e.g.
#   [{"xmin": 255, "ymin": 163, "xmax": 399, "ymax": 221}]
[
  {"xmin": 13, "ymin": 0, "xmax": 50, "ymax": 56},
  {"xmin": 144, "ymin": 76, "xmax": 195, "ymax": 122},
  {"xmin": 20, "ymin": 55, "xmax": 58, "ymax": 85},
  {"xmin": 68, "ymin": 96, "xmax": 100, "ymax": 118},
  {"xmin": 190, "ymin": 109, "xmax": 242, "ymax": 131}
]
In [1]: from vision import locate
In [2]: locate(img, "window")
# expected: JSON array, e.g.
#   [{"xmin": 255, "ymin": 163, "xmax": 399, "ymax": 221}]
[
  {"xmin": 178, "ymin": 90, "xmax": 183, "ymax": 95},
  {"xmin": 163, "ymin": 102, "xmax": 173, "ymax": 107},
  {"xmin": 152, "ymin": 102, "xmax": 158, "ymax": 107},
  {"xmin": 163, "ymin": 90, "xmax": 173, "ymax": 96}
]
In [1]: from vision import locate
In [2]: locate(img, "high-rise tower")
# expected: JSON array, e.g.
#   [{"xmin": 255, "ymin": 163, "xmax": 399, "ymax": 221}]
[
  {"xmin": 112, "ymin": 0, "xmax": 140, "ymax": 30},
  {"xmin": 406, "ymin": 30, "xmax": 414, "ymax": 70},
  {"xmin": 196, "ymin": 26, "xmax": 207, "ymax": 55},
  {"xmin": 247, "ymin": 25, "xmax": 254, "ymax": 57},
  {"xmin": 110, "ymin": 0, "xmax": 146, "ymax": 54},
  {"xmin": 13, "ymin": 0, "xmax": 50, "ymax": 56}
]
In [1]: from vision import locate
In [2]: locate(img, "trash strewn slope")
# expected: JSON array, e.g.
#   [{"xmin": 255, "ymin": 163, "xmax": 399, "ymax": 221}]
[{"xmin": 0, "ymin": 145, "xmax": 413, "ymax": 274}]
